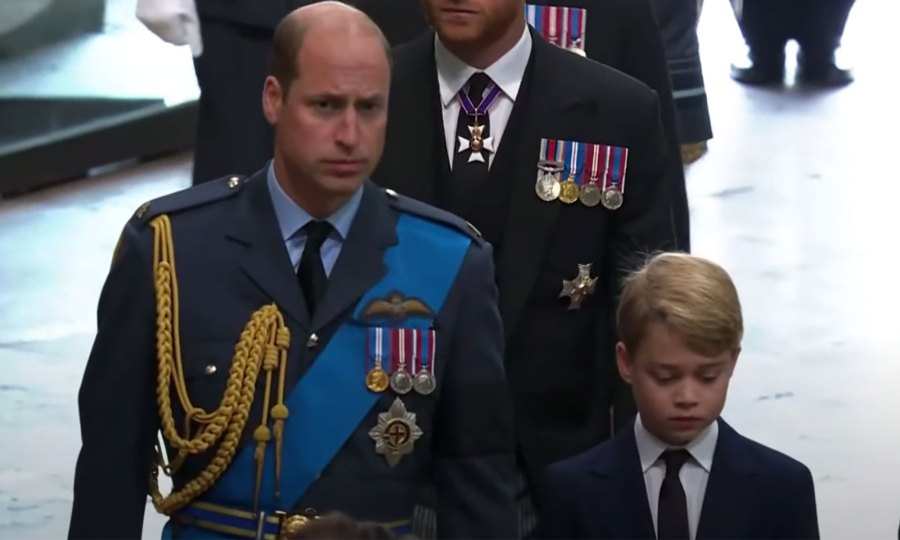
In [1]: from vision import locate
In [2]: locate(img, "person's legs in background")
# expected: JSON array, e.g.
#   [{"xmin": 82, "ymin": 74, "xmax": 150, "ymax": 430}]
[
  {"xmin": 191, "ymin": 18, "xmax": 274, "ymax": 185},
  {"xmin": 795, "ymin": 0, "xmax": 856, "ymax": 86},
  {"xmin": 729, "ymin": 0, "xmax": 792, "ymax": 85}
]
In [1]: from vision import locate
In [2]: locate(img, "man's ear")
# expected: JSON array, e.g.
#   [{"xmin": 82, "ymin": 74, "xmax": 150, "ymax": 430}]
[{"xmin": 262, "ymin": 75, "xmax": 284, "ymax": 126}]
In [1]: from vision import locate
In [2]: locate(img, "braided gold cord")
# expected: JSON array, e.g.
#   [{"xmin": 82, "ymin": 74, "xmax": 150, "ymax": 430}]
[{"xmin": 147, "ymin": 215, "xmax": 291, "ymax": 515}]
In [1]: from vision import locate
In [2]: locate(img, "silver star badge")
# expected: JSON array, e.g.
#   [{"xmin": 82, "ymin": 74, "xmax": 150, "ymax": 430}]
[
  {"xmin": 560, "ymin": 263, "xmax": 598, "ymax": 310},
  {"xmin": 457, "ymin": 124, "xmax": 495, "ymax": 163},
  {"xmin": 368, "ymin": 398, "xmax": 423, "ymax": 467}
]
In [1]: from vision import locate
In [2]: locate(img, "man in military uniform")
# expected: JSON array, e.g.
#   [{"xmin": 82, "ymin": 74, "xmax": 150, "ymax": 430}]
[
  {"xmin": 68, "ymin": 4, "xmax": 517, "ymax": 539},
  {"xmin": 730, "ymin": 0, "xmax": 856, "ymax": 86},
  {"xmin": 371, "ymin": 0, "xmax": 684, "ymax": 535}
]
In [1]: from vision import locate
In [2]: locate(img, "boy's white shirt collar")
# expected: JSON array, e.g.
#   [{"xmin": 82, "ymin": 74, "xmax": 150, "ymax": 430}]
[{"xmin": 634, "ymin": 414, "xmax": 719, "ymax": 473}]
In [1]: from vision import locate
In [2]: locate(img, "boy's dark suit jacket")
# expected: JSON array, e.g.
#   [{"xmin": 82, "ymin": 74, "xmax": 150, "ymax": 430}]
[{"xmin": 537, "ymin": 418, "xmax": 820, "ymax": 540}]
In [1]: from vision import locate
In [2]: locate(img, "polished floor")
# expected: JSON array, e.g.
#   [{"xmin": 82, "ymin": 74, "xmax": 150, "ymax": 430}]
[{"xmin": 2, "ymin": 0, "xmax": 899, "ymax": 538}]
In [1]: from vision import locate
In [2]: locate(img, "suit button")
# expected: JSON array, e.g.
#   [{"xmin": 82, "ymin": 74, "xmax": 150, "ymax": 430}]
[
  {"xmin": 204, "ymin": 364, "xmax": 217, "ymax": 375},
  {"xmin": 307, "ymin": 333, "xmax": 319, "ymax": 349}
]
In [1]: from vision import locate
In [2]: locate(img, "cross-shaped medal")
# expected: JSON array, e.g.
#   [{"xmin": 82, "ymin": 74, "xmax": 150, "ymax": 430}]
[{"xmin": 457, "ymin": 114, "xmax": 495, "ymax": 163}]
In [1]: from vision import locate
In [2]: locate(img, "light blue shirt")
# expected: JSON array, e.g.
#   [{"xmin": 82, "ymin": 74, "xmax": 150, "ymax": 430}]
[{"xmin": 267, "ymin": 162, "xmax": 363, "ymax": 276}]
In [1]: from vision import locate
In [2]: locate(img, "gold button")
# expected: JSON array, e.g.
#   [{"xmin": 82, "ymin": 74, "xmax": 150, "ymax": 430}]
[
  {"xmin": 204, "ymin": 364, "xmax": 217, "ymax": 375},
  {"xmin": 227, "ymin": 176, "xmax": 241, "ymax": 188},
  {"xmin": 280, "ymin": 514, "xmax": 311, "ymax": 538}
]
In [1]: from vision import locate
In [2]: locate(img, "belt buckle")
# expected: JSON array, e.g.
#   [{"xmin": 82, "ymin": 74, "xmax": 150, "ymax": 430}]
[{"xmin": 275, "ymin": 509, "xmax": 320, "ymax": 539}]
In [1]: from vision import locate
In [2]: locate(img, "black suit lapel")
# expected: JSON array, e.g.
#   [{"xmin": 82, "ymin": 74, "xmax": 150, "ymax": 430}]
[
  {"xmin": 696, "ymin": 420, "xmax": 758, "ymax": 539},
  {"xmin": 376, "ymin": 32, "xmax": 444, "ymax": 204},
  {"xmin": 496, "ymin": 33, "xmax": 579, "ymax": 337},
  {"xmin": 225, "ymin": 170, "xmax": 309, "ymax": 330},
  {"xmin": 310, "ymin": 182, "xmax": 398, "ymax": 330},
  {"xmin": 595, "ymin": 427, "xmax": 656, "ymax": 539}
]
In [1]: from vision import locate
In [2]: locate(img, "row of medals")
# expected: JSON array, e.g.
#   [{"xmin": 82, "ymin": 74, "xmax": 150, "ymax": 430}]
[
  {"xmin": 535, "ymin": 165, "xmax": 623, "ymax": 210},
  {"xmin": 366, "ymin": 362, "xmax": 436, "ymax": 396}
]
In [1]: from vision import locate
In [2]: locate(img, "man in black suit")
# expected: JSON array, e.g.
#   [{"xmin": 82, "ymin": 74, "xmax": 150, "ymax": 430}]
[
  {"xmin": 730, "ymin": 0, "xmax": 856, "ymax": 86},
  {"xmin": 186, "ymin": 0, "xmax": 428, "ymax": 184},
  {"xmin": 371, "ymin": 0, "xmax": 683, "ymax": 533}
]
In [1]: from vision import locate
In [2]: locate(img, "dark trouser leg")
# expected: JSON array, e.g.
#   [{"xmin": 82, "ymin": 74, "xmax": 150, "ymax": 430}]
[
  {"xmin": 650, "ymin": 0, "xmax": 712, "ymax": 145},
  {"xmin": 731, "ymin": 0, "xmax": 790, "ymax": 72},
  {"xmin": 191, "ymin": 18, "xmax": 274, "ymax": 185},
  {"xmin": 796, "ymin": 0, "xmax": 856, "ymax": 69}
]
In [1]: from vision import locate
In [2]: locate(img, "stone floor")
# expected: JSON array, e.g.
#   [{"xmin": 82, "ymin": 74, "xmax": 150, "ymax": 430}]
[{"xmin": 1, "ymin": 0, "xmax": 899, "ymax": 538}]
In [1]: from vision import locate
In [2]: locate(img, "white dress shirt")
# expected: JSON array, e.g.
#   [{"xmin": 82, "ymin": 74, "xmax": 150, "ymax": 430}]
[
  {"xmin": 634, "ymin": 415, "xmax": 719, "ymax": 540},
  {"xmin": 434, "ymin": 26, "xmax": 532, "ymax": 168}
]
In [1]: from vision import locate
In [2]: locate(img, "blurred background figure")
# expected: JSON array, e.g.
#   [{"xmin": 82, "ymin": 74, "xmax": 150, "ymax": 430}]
[
  {"xmin": 648, "ymin": 0, "xmax": 713, "ymax": 165},
  {"xmin": 729, "ymin": 0, "xmax": 856, "ymax": 87},
  {"xmin": 135, "ymin": 0, "xmax": 427, "ymax": 185}
]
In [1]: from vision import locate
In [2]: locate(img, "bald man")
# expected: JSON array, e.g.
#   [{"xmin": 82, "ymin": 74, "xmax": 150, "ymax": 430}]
[
  {"xmin": 184, "ymin": 0, "xmax": 427, "ymax": 185},
  {"xmin": 67, "ymin": 4, "xmax": 517, "ymax": 539}
]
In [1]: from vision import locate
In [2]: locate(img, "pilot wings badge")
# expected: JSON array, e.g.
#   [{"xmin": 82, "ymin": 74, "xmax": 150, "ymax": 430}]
[{"xmin": 361, "ymin": 291, "xmax": 434, "ymax": 322}]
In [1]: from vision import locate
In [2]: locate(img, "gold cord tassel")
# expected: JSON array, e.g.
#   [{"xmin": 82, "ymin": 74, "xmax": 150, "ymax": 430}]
[{"xmin": 147, "ymin": 214, "xmax": 291, "ymax": 515}]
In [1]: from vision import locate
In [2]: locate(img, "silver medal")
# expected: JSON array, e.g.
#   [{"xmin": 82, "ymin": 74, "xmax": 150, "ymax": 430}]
[
  {"xmin": 390, "ymin": 369, "xmax": 414, "ymax": 395},
  {"xmin": 413, "ymin": 370, "xmax": 436, "ymax": 395}
]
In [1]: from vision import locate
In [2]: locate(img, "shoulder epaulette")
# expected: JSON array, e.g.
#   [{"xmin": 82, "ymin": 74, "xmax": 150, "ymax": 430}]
[
  {"xmin": 131, "ymin": 174, "xmax": 247, "ymax": 225},
  {"xmin": 383, "ymin": 188, "xmax": 484, "ymax": 243}
]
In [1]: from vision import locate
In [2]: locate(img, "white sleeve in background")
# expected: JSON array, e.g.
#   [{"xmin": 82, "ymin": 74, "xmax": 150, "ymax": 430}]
[{"xmin": 136, "ymin": 0, "xmax": 203, "ymax": 57}]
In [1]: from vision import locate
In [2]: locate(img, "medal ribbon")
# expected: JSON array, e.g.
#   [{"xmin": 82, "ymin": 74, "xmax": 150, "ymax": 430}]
[
  {"xmin": 599, "ymin": 145, "xmax": 612, "ymax": 192},
  {"xmin": 394, "ymin": 328, "xmax": 406, "ymax": 374},
  {"xmin": 524, "ymin": 6, "xmax": 585, "ymax": 50},
  {"xmin": 457, "ymin": 82, "xmax": 502, "ymax": 119},
  {"xmin": 366, "ymin": 327, "xmax": 387, "ymax": 373},
  {"xmin": 417, "ymin": 328, "xmax": 431, "ymax": 375},
  {"xmin": 605, "ymin": 146, "xmax": 629, "ymax": 192},
  {"xmin": 565, "ymin": 141, "xmax": 584, "ymax": 184},
  {"xmin": 582, "ymin": 144, "xmax": 602, "ymax": 187},
  {"xmin": 569, "ymin": 7, "xmax": 585, "ymax": 49},
  {"xmin": 545, "ymin": 7, "xmax": 559, "ymax": 46},
  {"xmin": 525, "ymin": 4, "xmax": 537, "ymax": 28},
  {"xmin": 426, "ymin": 328, "xmax": 436, "ymax": 376},
  {"xmin": 539, "ymin": 138, "xmax": 566, "ymax": 170}
]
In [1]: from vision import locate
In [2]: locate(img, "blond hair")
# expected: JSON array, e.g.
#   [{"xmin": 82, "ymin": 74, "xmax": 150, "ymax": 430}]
[{"xmin": 617, "ymin": 252, "xmax": 743, "ymax": 357}]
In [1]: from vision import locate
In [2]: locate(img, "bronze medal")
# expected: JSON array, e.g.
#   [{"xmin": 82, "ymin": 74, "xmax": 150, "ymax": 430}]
[
  {"xmin": 602, "ymin": 188, "xmax": 624, "ymax": 210},
  {"xmin": 366, "ymin": 366, "xmax": 390, "ymax": 393},
  {"xmin": 559, "ymin": 263, "xmax": 598, "ymax": 310},
  {"xmin": 579, "ymin": 183, "xmax": 602, "ymax": 207},
  {"xmin": 559, "ymin": 179, "xmax": 579, "ymax": 204}
]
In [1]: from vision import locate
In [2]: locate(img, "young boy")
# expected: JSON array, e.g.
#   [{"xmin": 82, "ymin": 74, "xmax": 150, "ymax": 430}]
[{"xmin": 536, "ymin": 252, "xmax": 820, "ymax": 539}]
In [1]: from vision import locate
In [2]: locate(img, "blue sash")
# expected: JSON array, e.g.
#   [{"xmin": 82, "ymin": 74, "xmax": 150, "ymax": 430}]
[{"xmin": 179, "ymin": 212, "xmax": 470, "ymax": 516}]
